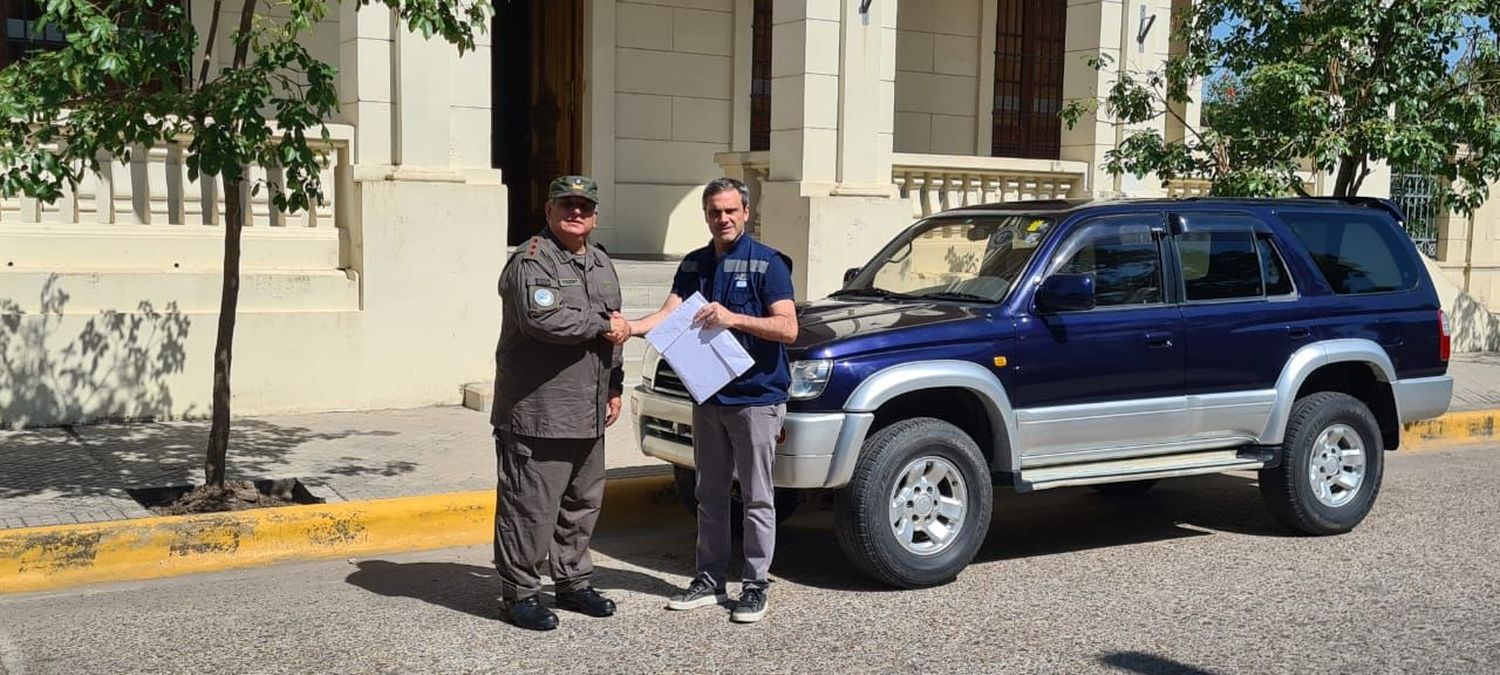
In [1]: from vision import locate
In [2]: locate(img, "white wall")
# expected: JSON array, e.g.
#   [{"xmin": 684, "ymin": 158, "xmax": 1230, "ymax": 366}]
[
  {"xmin": 893, "ymin": 0, "xmax": 983, "ymax": 156},
  {"xmin": 0, "ymin": 179, "xmax": 506, "ymax": 428},
  {"xmin": 603, "ymin": 0, "xmax": 738, "ymax": 255}
]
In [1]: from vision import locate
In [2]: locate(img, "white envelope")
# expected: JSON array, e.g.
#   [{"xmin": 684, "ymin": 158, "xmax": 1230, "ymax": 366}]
[{"xmin": 644, "ymin": 292, "xmax": 756, "ymax": 404}]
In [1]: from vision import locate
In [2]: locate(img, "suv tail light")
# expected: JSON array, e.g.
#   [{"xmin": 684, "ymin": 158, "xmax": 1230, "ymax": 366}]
[{"xmin": 1439, "ymin": 310, "xmax": 1452, "ymax": 362}]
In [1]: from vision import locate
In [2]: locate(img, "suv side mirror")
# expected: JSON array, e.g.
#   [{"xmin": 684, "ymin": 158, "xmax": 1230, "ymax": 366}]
[
  {"xmin": 843, "ymin": 267, "xmax": 861, "ymax": 284},
  {"xmin": 1035, "ymin": 273, "xmax": 1096, "ymax": 313}
]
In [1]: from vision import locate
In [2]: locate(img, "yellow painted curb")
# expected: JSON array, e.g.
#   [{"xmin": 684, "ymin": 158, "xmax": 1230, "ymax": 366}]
[
  {"xmin": 0, "ymin": 475, "xmax": 677, "ymax": 595},
  {"xmin": 1402, "ymin": 409, "xmax": 1500, "ymax": 451}
]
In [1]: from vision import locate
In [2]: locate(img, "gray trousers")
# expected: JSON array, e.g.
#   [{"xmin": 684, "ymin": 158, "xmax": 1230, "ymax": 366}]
[
  {"xmin": 691, "ymin": 402, "xmax": 785, "ymax": 590},
  {"xmin": 493, "ymin": 432, "xmax": 605, "ymax": 600}
]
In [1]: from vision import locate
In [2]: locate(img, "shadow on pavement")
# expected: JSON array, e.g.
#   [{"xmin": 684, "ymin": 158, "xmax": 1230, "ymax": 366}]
[
  {"xmin": 344, "ymin": 559, "xmax": 684, "ymax": 618},
  {"xmin": 0, "ymin": 419, "xmax": 405, "ymax": 499},
  {"xmin": 1098, "ymin": 651, "xmax": 1220, "ymax": 675},
  {"xmin": 598, "ymin": 472, "xmax": 1294, "ymax": 593},
  {"xmin": 976, "ymin": 471, "xmax": 1290, "ymax": 563},
  {"xmin": 346, "ymin": 561, "xmax": 500, "ymax": 620}
]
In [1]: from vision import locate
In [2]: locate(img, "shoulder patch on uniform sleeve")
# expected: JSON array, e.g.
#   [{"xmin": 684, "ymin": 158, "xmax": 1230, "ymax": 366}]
[
  {"xmin": 679, "ymin": 259, "xmax": 697, "ymax": 274},
  {"xmin": 530, "ymin": 285, "xmax": 558, "ymax": 309}
]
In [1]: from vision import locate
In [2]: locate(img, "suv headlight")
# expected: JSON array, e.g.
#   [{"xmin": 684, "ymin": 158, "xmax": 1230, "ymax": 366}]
[
  {"xmin": 642, "ymin": 345, "xmax": 660, "ymax": 388},
  {"xmin": 788, "ymin": 359, "xmax": 833, "ymax": 400}
]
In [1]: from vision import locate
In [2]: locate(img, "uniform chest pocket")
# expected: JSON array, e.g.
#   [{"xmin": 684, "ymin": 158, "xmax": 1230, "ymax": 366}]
[
  {"xmin": 556, "ymin": 276, "xmax": 589, "ymax": 309},
  {"xmin": 598, "ymin": 280, "xmax": 621, "ymax": 312},
  {"xmin": 725, "ymin": 283, "xmax": 754, "ymax": 314}
]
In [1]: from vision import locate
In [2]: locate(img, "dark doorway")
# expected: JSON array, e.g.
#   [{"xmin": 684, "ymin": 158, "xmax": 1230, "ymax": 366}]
[{"xmin": 493, "ymin": 0, "xmax": 585, "ymax": 245}]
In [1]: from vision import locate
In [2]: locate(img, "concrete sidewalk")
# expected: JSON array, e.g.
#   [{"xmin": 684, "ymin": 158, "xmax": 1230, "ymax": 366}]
[
  {"xmin": 0, "ymin": 406, "xmax": 665, "ymax": 530},
  {"xmin": 2, "ymin": 351, "xmax": 1498, "ymax": 532}
]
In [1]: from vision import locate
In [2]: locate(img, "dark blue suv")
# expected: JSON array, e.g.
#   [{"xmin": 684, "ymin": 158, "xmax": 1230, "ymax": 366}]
[{"xmin": 632, "ymin": 197, "xmax": 1454, "ymax": 588}]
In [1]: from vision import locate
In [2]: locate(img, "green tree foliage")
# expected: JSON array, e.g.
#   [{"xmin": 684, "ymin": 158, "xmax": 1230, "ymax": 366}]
[
  {"xmin": 0, "ymin": 0, "xmax": 490, "ymax": 487},
  {"xmin": 1061, "ymin": 0, "xmax": 1500, "ymax": 211}
]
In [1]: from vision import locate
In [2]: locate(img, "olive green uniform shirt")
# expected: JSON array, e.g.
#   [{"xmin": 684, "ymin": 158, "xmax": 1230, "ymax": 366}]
[{"xmin": 491, "ymin": 230, "xmax": 624, "ymax": 438}]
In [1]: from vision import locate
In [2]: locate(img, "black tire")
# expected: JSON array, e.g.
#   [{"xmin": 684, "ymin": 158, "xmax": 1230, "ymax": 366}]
[
  {"xmin": 672, "ymin": 465, "xmax": 800, "ymax": 526},
  {"xmin": 834, "ymin": 418, "xmax": 993, "ymax": 589},
  {"xmin": 1090, "ymin": 479, "xmax": 1159, "ymax": 497},
  {"xmin": 1259, "ymin": 391, "xmax": 1385, "ymax": 535}
]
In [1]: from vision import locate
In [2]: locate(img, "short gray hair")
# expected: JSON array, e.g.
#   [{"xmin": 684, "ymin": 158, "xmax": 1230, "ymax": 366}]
[{"xmin": 701, "ymin": 177, "xmax": 749, "ymax": 210}]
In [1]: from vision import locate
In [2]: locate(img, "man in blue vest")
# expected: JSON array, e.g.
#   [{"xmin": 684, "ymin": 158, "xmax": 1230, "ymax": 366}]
[{"xmin": 626, "ymin": 177, "xmax": 797, "ymax": 624}]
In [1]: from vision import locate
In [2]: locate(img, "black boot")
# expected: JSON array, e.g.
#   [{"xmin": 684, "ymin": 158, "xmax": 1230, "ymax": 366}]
[
  {"xmin": 501, "ymin": 595, "xmax": 559, "ymax": 631},
  {"xmin": 555, "ymin": 587, "xmax": 616, "ymax": 617}
]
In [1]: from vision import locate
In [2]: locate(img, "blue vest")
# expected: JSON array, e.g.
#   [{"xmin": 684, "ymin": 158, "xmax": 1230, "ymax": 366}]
[{"xmin": 671, "ymin": 234, "xmax": 794, "ymax": 406}]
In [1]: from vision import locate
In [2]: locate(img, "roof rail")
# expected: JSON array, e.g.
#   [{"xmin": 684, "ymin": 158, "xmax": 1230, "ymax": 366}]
[{"xmin": 1298, "ymin": 196, "xmax": 1409, "ymax": 224}]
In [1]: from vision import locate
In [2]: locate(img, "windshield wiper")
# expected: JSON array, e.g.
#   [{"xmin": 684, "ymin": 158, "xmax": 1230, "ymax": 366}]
[
  {"xmin": 919, "ymin": 291, "xmax": 996, "ymax": 303},
  {"xmin": 829, "ymin": 287, "xmax": 921, "ymax": 301}
]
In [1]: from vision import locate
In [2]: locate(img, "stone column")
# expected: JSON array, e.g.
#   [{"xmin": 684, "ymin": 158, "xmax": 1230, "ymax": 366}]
[
  {"xmin": 759, "ymin": 0, "xmax": 912, "ymax": 300},
  {"xmin": 338, "ymin": 3, "xmax": 396, "ymax": 166},
  {"xmin": 1061, "ymin": 0, "xmax": 1174, "ymax": 198}
]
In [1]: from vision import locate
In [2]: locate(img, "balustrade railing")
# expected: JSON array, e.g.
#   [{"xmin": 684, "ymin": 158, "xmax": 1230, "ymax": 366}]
[
  {"xmin": 0, "ymin": 123, "xmax": 352, "ymax": 271},
  {"xmin": 890, "ymin": 153, "xmax": 1087, "ymax": 218}
]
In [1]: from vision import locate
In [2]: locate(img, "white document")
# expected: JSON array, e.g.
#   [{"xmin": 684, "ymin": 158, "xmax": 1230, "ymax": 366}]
[{"xmin": 645, "ymin": 292, "xmax": 755, "ymax": 404}]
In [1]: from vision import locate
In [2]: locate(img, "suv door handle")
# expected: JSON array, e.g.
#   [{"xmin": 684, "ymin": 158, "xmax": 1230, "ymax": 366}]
[
  {"xmin": 1145, "ymin": 332, "xmax": 1174, "ymax": 349},
  {"xmin": 1288, "ymin": 326, "xmax": 1311, "ymax": 340}
]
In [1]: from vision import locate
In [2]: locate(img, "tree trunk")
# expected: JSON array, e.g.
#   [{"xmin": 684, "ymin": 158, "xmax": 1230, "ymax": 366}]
[
  {"xmin": 203, "ymin": 0, "xmax": 259, "ymax": 488},
  {"xmin": 1333, "ymin": 154, "xmax": 1360, "ymax": 197},
  {"xmin": 204, "ymin": 180, "xmax": 245, "ymax": 487}
]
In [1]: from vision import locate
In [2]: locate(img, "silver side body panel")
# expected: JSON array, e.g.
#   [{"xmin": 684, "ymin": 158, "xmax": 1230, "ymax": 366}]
[
  {"xmin": 1394, "ymin": 376, "xmax": 1454, "ymax": 423},
  {"xmin": 1259, "ymin": 339, "xmax": 1394, "ymax": 445},
  {"xmin": 841, "ymin": 360, "xmax": 1019, "ymax": 478}
]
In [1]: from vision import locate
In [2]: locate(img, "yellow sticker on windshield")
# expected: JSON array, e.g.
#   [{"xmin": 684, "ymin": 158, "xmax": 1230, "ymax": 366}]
[{"xmin": 1027, "ymin": 219, "xmax": 1046, "ymax": 232}]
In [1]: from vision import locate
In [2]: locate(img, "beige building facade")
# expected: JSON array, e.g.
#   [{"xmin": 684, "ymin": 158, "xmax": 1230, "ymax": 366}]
[{"xmin": 1, "ymin": 0, "xmax": 1495, "ymax": 427}]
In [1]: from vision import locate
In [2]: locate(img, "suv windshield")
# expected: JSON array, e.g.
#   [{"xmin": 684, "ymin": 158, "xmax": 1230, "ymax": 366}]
[{"xmin": 837, "ymin": 214, "xmax": 1055, "ymax": 303}]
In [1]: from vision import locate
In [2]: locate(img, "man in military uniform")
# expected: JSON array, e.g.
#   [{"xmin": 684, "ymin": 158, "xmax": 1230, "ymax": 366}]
[{"xmin": 491, "ymin": 175, "xmax": 630, "ymax": 631}]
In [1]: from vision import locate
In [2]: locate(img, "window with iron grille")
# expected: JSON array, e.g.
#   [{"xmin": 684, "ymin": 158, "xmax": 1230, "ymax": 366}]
[
  {"xmin": 991, "ymin": 0, "xmax": 1066, "ymax": 160},
  {"xmin": 2, "ymin": 0, "xmax": 184, "ymax": 77},
  {"xmin": 750, "ymin": 0, "xmax": 772, "ymax": 152},
  {"xmin": 1389, "ymin": 173, "xmax": 1440, "ymax": 258},
  {"xmin": 2, "ymin": 0, "xmax": 67, "ymax": 69}
]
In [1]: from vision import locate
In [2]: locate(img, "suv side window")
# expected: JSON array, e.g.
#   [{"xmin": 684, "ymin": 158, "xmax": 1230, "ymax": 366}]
[
  {"xmin": 1177, "ymin": 223, "xmax": 1262, "ymax": 301},
  {"xmin": 1280, "ymin": 211, "xmax": 1418, "ymax": 294},
  {"xmin": 1258, "ymin": 236, "xmax": 1295, "ymax": 296},
  {"xmin": 1054, "ymin": 218, "xmax": 1164, "ymax": 307},
  {"xmin": 1175, "ymin": 214, "xmax": 1299, "ymax": 302}
]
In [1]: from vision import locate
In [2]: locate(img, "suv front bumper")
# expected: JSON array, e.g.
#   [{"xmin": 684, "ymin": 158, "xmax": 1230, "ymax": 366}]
[{"xmin": 631, "ymin": 384, "xmax": 873, "ymax": 489}]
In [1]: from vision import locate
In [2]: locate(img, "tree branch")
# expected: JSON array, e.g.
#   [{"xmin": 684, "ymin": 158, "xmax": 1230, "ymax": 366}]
[
  {"xmin": 231, "ymin": 0, "xmax": 259, "ymax": 71},
  {"xmin": 196, "ymin": 0, "xmax": 226, "ymax": 89}
]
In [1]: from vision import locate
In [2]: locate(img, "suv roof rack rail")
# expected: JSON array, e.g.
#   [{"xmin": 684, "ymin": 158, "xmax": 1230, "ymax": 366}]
[{"xmin": 1297, "ymin": 196, "xmax": 1409, "ymax": 225}]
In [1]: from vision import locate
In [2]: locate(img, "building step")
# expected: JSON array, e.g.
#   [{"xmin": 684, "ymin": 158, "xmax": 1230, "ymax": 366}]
[
  {"xmin": 611, "ymin": 257, "xmax": 682, "ymax": 286},
  {"xmin": 465, "ymin": 350, "xmax": 651, "ymax": 414},
  {"xmin": 621, "ymin": 285, "xmax": 670, "ymax": 309},
  {"xmin": 464, "ymin": 373, "xmax": 647, "ymax": 414}
]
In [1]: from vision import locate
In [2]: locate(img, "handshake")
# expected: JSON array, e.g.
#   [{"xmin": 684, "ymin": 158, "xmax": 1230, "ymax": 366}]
[
  {"xmin": 600, "ymin": 302, "xmax": 736, "ymax": 346},
  {"xmin": 602, "ymin": 311, "xmax": 633, "ymax": 345}
]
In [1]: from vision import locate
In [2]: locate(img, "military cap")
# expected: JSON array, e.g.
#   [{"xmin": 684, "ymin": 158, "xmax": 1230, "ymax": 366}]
[{"xmin": 547, "ymin": 175, "xmax": 600, "ymax": 204}]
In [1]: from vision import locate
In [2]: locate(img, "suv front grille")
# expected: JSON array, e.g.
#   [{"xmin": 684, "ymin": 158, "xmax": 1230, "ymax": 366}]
[
  {"xmin": 642, "ymin": 415, "xmax": 693, "ymax": 444},
  {"xmin": 651, "ymin": 361, "xmax": 690, "ymax": 399}
]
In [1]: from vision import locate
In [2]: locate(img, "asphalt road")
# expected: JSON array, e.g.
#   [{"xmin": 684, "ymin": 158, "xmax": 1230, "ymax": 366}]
[{"xmin": 2, "ymin": 445, "xmax": 1497, "ymax": 674}]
